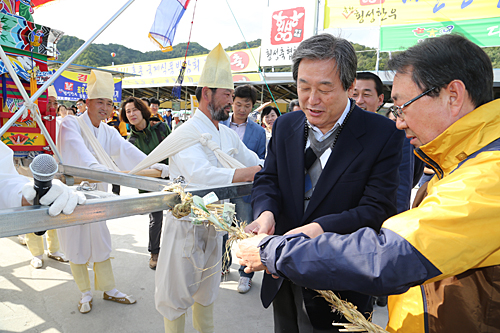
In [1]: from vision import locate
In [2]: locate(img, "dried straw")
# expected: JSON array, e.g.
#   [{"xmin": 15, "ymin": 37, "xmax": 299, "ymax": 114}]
[{"xmin": 163, "ymin": 184, "xmax": 388, "ymax": 333}]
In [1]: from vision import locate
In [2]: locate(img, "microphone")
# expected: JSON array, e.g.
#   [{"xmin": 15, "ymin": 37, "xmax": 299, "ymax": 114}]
[{"xmin": 29, "ymin": 154, "xmax": 58, "ymax": 236}]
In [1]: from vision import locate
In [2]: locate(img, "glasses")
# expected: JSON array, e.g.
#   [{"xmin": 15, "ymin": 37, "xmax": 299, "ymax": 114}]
[
  {"xmin": 389, "ymin": 87, "xmax": 436, "ymax": 120},
  {"xmin": 76, "ymin": 103, "xmax": 83, "ymax": 106}
]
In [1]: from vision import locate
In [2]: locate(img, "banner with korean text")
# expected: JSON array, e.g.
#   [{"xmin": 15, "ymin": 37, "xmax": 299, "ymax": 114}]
[
  {"xmin": 102, "ymin": 48, "xmax": 261, "ymax": 88},
  {"xmin": 324, "ymin": 0, "xmax": 500, "ymax": 51},
  {"xmin": 53, "ymin": 71, "xmax": 122, "ymax": 102},
  {"xmin": 260, "ymin": 0, "xmax": 317, "ymax": 67}
]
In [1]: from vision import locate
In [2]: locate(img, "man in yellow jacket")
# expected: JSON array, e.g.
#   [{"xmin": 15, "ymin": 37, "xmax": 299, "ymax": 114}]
[{"xmin": 237, "ymin": 34, "xmax": 500, "ymax": 333}]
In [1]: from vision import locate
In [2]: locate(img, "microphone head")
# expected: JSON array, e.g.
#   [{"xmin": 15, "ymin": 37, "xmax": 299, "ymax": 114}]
[{"xmin": 29, "ymin": 154, "xmax": 58, "ymax": 182}]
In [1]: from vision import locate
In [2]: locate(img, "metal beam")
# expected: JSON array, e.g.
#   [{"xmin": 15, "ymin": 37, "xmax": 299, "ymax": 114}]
[
  {"xmin": 60, "ymin": 165, "xmax": 171, "ymax": 190},
  {"xmin": 0, "ymin": 182, "xmax": 253, "ymax": 238}
]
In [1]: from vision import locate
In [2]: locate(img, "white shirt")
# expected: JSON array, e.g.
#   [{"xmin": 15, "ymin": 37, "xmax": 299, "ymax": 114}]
[{"xmin": 229, "ymin": 116, "xmax": 248, "ymax": 141}]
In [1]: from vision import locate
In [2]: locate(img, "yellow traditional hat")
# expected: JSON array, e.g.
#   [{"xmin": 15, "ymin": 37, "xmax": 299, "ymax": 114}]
[
  {"xmin": 47, "ymin": 85, "xmax": 57, "ymax": 98},
  {"xmin": 87, "ymin": 70, "xmax": 114, "ymax": 100},
  {"xmin": 198, "ymin": 43, "xmax": 234, "ymax": 90}
]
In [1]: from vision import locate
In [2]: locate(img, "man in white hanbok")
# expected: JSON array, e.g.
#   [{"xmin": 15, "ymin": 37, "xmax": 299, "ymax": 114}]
[
  {"xmin": 57, "ymin": 70, "xmax": 168, "ymax": 314},
  {"xmin": 155, "ymin": 44, "xmax": 263, "ymax": 333}
]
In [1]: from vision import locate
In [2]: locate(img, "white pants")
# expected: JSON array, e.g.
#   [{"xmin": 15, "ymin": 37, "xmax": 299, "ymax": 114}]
[{"xmin": 155, "ymin": 211, "xmax": 222, "ymax": 321}]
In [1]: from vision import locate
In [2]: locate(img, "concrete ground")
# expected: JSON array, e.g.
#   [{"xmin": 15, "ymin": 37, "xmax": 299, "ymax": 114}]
[{"xmin": 0, "ymin": 186, "xmax": 388, "ymax": 333}]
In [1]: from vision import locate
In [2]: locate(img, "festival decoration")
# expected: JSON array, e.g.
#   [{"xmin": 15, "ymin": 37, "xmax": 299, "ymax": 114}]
[
  {"xmin": 0, "ymin": 11, "xmax": 63, "ymax": 57},
  {"xmin": 111, "ymin": 52, "xmax": 116, "ymax": 57},
  {"xmin": 149, "ymin": 0, "xmax": 190, "ymax": 52},
  {"xmin": 0, "ymin": 46, "xmax": 53, "ymax": 157},
  {"xmin": 172, "ymin": 0, "xmax": 197, "ymax": 98}
]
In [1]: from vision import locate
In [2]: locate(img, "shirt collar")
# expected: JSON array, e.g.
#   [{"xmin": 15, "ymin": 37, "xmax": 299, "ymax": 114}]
[
  {"xmin": 307, "ymin": 99, "xmax": 351, "ymax": 142},
  {"xmin": 230, "ymin": 114, "xmax": 248, "ymax": 126}
]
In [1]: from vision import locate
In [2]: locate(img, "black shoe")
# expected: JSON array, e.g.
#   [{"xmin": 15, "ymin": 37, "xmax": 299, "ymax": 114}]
[{"xmin": 376, "ymin": 296, "xmax": 388, "ymax": 307}]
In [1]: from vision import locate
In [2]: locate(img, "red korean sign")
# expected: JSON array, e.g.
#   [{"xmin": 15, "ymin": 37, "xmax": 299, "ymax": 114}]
[
  {"xmin": 270, "ymin": 7, "xmax": 305, "ymax": 45},
  {"xmin": 230, "ymin": 51, "xmax": 250, "ymax": 71}
]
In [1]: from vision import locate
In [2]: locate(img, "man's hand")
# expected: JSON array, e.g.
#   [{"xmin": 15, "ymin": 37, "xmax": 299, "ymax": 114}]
[
  {"xmin": 22, "ymin": 179, "xmax": 86, "ymax": 216},
  {"xmin": 236, "ymin": 234, "xmax": 269, "ymax": 274},
  {"xmin": 150, "ymin": 163, "xmax": 169, "ymax": 178},
  {"xmin": 284, "ymin": 222, "xmax": 324, "ymax": 238},
  {"xmin": 232, "ymin": 165, "xmax": 262, "ymax": 183},
  {"xmin": 244, "ymin": 211, "xmax": 275, "ymax": 235}
]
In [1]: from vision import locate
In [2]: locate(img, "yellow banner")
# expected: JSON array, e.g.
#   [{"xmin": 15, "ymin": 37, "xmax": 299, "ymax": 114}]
[
  {"xmin": 123, "ymin": 73, "xmax": 262, "ymax": 88},
  {"xmin": 103, "ymin": 47, "xmax": 260, "ymax": 78},
  {"xmin": 324, "ymin": 0, "xmax": 500, "ymax": 28}
]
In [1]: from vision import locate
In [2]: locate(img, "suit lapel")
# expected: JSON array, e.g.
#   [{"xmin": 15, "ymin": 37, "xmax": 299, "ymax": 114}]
[
  {"xmin": 284, "ymin": 115, "xmax": 307, "ymax": 220},
  {"xmin": 302, "ymin": 108, "xmax": 364, "ymax": 223}
]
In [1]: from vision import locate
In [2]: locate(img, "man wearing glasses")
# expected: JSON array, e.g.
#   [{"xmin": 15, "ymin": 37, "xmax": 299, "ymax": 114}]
[
  {"xmin": 237, "ymin": 34, "xmax": 500, "ymax": 332},
  {"xmin": 75, "ymin": 98, "xmax": 86, "ymax": 116}
]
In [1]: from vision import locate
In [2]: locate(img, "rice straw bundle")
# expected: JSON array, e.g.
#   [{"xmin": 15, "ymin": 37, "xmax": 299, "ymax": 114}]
[{"xmin": 163, "ymin": 184, "xmax": 388, "ymax": 333}]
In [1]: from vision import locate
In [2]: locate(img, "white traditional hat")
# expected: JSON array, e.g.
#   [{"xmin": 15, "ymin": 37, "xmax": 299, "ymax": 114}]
[
  {"xmin": 87, "ymin": 70, "xmax": 114, "ymax": 100},
  {"xmin": 198, "ymin": 43, "xmax": 234, "ymax": 90},
  {"xmin": 47, "ymin": 85, "xmax": 57, "ymax": 98}
]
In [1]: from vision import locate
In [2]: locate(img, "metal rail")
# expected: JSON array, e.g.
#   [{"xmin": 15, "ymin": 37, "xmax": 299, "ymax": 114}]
[{"xmin": 0, "ymin": 183, "xmax": 253, "ymax": 238}]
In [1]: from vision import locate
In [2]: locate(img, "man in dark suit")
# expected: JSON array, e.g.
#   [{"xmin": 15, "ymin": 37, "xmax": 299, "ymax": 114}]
[{"xmin": 244, "ymin": 34, "xmax": 404, "ymax": 332}]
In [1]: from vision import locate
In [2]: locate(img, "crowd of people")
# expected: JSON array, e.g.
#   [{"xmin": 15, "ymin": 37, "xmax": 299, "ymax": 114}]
[{"xmin": 1, "ymin": 32, "xmax": 499, "ymax": 333}]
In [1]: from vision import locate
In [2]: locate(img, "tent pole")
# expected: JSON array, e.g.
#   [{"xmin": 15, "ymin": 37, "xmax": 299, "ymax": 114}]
[{"xmin": 0, "ymin": 0, "xmax": 136, "ymax": 142}]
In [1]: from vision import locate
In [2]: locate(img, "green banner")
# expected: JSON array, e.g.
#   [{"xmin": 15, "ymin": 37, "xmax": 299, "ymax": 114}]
[{"xmin": 381, "ymin": 17, "xmax": 500, "ymax": 51}]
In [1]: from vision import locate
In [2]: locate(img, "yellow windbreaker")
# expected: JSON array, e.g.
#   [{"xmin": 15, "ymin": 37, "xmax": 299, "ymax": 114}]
[{"xmin": 385, "ymin": 99, "xmax": 500, "ymax": 332}]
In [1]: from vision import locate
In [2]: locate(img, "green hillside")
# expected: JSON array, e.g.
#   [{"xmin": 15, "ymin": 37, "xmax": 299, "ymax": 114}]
[
  {"xmin": 56, "ymin": 36, "xmax": 261, "ymax": 68},
  {"xmin": 57, "ymin": 35, "xmax": 210, "ymax": 67}
]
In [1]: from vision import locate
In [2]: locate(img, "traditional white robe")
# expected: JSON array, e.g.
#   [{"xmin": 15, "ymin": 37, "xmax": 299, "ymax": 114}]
[
  {"xmin": 0, "ymin": 142, "xmax": 29, "ymax": 209},
  {"xmin": 155, "ymin": 109, "xmax": 261, "ymax": 320},
  {"xmin": 56, "ymin": 112, "xmax": 146, "ymax": 264}
]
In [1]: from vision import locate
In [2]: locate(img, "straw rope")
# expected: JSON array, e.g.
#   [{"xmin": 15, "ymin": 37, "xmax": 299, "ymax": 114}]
[{"xmin": 163, "ymin": 184, "xmax": 388, "ymax": 333}]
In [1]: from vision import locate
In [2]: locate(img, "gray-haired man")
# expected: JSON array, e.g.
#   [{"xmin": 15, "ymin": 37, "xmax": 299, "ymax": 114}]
[{"xmin": 243, "ymin": 34, "xmax": 403, "ymax": 332}]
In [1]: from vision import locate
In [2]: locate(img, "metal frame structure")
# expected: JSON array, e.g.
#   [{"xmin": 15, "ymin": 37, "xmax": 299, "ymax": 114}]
[
  {"xmin": 0, "ymin": 0, "xmax": 136, "ymax": 154},
  {"xmin": 0, "ymin": 181, "xmax": 253, "ymax": 238},
  {"xmin": 0, "ymin": 0, "xmax": 254, "ymax": 239}
]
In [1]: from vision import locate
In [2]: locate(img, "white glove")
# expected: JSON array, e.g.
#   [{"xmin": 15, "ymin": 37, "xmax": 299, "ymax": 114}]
[
  {"xmin": 22, "ymin": 179, "xmax": 86, "ymax": 216},
  {"xmin": 150, "ymin": 163, "xmax": 169, "ymax": 178}
]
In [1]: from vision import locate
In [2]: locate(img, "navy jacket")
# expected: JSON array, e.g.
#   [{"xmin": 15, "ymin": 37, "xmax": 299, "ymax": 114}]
[{"xmin": 251, "ymin": 105, "xmax": 404, "ymax": 328}]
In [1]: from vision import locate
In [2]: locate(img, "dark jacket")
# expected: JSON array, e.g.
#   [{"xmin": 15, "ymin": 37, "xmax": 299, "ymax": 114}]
[
  {"xmin": 127, "ymin": 120, "xmax": 170, "ymax": 164},
  {"xmin": 251, "ymin": 104, "xmax": 404, "ymax": 329}
]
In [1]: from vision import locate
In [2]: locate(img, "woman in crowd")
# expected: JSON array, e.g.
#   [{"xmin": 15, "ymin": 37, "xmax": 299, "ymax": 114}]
[
  {"xmin": 57, "ymin": 105, "xmax": 69, "ymax": 118},
  {"xmin": 120, "ymin": 97, "xmax": 171, "ymax": 269},
  {"xmin": 261, "ymin": 106, "xmax": 280, "ymax": 148},
  {"xmin": 68, "ymin": 106, "xmax": 77, "ymax": 116}
]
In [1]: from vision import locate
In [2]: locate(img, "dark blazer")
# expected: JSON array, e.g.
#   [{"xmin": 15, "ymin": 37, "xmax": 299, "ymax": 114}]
[{"xmin": 251, "ymin": 104, "xmax": 404, "ymax": 329}]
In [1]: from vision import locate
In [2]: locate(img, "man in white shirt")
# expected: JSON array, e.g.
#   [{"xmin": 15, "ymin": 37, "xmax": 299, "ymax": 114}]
[{"xmin": 155, "ymin": 44, "xmax": 263, "ymax": 333}]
